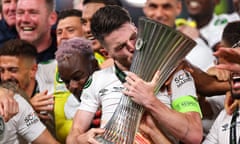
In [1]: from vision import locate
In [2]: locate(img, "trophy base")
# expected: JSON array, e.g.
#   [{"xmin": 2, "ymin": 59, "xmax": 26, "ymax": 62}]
[{"xmin": 95, "ymin": 136, "xmax": 114, "ymax": 144}]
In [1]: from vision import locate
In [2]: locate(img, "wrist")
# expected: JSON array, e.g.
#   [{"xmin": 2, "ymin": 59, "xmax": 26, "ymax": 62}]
[{"xmin": 143, "ymin": 95, "xmax": 158, "ymax": 110}]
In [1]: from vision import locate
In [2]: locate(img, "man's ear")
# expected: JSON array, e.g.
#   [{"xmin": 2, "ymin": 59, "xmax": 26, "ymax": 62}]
[
  {"xmin": 176, "ymin": 0, "xmax": 182, "ymax": 16},
  {"xmin": 30, "ymin": 63, "xmax": 38, "ymax": 80},
  {"xmin": 49, "ymin": 11, "xmax": 58, "ymax": 26},
  {"xmin": 91, "ymin": 59, "xmax": 100, "ymax": 72},
  {"xmin": 99, "ymin": 47, "xmax": 110, "ymax": 58}
]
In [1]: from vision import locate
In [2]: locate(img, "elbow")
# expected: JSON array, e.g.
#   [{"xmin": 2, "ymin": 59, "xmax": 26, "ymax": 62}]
[{"xmin": 184, "ymin": 127, "xmax": 203, "ymax": 144}]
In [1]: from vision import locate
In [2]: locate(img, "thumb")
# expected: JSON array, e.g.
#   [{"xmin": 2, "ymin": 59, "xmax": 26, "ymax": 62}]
[{"xmin": 151, "ymin": 70, "xmax": 160, "ymax": 86}]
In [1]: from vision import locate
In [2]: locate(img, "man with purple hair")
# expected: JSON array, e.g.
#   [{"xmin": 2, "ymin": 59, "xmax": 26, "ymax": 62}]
[{"xmin": 52, "ymin": 37, "xmax": 101, "ymax": 143}]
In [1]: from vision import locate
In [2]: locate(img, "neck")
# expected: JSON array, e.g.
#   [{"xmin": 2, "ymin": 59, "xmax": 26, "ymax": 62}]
[
  {"xmin": 114, "ymin": 61, "xmax": 130, "ymax": 71},
  {"xmin": 191, "ymin": 14, "xmax": 213, "ymax": 29},
  {"xmin": 25, "ymin": 79, "xmax": 36, "ymax": 98},
  {"xmin": 34, "ymin": 32, "xmax": 52, "ymax": 53}
]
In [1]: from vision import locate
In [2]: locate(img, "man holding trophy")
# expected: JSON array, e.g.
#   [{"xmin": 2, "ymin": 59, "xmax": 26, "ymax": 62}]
[{"xmin": 67, "ymin": 5, "xmax": 203, "ymax": 144}]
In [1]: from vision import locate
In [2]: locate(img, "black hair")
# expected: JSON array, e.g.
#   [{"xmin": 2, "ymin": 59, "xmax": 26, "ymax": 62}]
[
  {"xmin": 222, "ymin": 21, "xmax": 240, "ymax": 47},
  {"xmin": 57, "ymin": 9, "xmax": 82, "ymax": 25},
  {"xmin": 83, "ymin": 0, "xmax": 122, "ymax": 6},
  {"xmin": 91, "ymin": 5, "xmax": 131, "ymax": 45},
  {"xmin": 0, "ymin": 39, "xmax": 37, "ymax": 60}
]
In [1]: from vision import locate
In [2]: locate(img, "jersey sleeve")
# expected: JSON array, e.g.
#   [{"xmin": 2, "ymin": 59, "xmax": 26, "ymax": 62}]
[
  {"xmin": 79, "ymin": 75, "xmax": 100, "ymax": 113},
  {"xmin": 202, "ymin": 110, "xmax": 225, "ymax": 144},
  {"xmin": 170, "ymin": 70, "xmax": 202, "ymax": 116},
  {"xmin": 14, "ymin": 94, "xmax": 46, "ymax": 142}
]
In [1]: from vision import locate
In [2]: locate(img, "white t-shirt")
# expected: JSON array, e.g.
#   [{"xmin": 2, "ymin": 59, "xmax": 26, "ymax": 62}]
[
  {"xmin": 0, "ymin": 94, "xmax": 46, "ymax": 144},
  {"xmin": 203, "ymin": 109, "xmax": 240, "ymax": 144},
  {"xmin": 186, "ymin": 38, "xmax": 215, "ymax": 72},
  {"xmin": 79, "ymin": 66, "xmax": 198, "ymax": 127},
  {"xmin": 202, "ymin": 95, "xmax": 225, "ymax": 136},
  {"xmin": 200, "ymin": 13, "xmax": 240, "ymax": 48},
  {"xmin": 36, "ymin": 59, "xmax": 57, "ymax": 94},
  {"xmin": 64, "ymin": 94, "xmax": 80, "ymax": 119}
]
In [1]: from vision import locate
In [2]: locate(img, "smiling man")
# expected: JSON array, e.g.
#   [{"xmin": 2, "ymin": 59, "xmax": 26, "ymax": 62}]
[
  {"xmin": 16, "ymin": 0, "xmax": 57, "ymax": 63},
  {"xmin": 81, "ymin": 0, "xmax": 122, "ymax": 68},
  {"xmin": 183, "ymin": 0, "xmax": 239, "ymax": 49},
  {"xmin": 0, "ymin": 0, "xmax": 18, "ymax": 46}
]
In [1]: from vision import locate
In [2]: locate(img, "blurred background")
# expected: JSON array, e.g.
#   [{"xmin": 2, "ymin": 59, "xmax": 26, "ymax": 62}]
[{"xmin": 55, "ymin": 0, "xmax": 236, "ymax": 25}]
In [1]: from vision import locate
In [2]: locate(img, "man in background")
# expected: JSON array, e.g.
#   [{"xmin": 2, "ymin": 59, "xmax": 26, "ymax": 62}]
[{"xmin": 16, "ymin": 0, "xmax": 58, "ymax": 63}]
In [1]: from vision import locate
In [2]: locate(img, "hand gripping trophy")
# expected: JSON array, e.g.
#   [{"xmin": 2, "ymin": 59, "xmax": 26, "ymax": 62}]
[{"xmin": 96, "ymin": 17, "xmax": 197, "ymax": 144}]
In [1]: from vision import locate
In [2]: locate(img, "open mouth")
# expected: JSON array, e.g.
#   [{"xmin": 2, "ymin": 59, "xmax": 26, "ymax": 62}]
[
  {"xmin": 187, "ymin": 0, "xmax": 200, "ymax": 9},
  {"xmin": 87, "ymin": 36, "xmax": 95, "ymax": 41},
  {"xmin": 21, "ymin": 26, "xmax": 36, "ymax": 33}
]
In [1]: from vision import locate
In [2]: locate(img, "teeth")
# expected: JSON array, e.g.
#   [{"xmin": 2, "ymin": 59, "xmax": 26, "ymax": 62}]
[
  {"xmin": 88, "ymin": 36, "xmax": 95, "ymax": 41},
  {"xmin": 189, "ymin": 1, "xmax": 199, "ymax": 8},
  {"xmin": 23, "ymin": 27, "xmax": 33, "ymax": 31}
]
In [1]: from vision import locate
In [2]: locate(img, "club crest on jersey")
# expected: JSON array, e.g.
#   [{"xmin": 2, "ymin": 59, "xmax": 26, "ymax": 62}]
[
  {"xmin": 174, "ymin": 71, "xmax": 192, "ymax": 88},
  {"xmin": 56, "ymin": 72, "xmax": 64, "ymax": 83},
  {"xmin": 83, "ymin": 76, "xmax": 92, "ymax": 89}
]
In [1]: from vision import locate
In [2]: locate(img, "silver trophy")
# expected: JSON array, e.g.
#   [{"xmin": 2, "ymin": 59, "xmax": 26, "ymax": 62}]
[{"xmin": 96, "ymin": 17, "xmax": 196, "ymax": 144}]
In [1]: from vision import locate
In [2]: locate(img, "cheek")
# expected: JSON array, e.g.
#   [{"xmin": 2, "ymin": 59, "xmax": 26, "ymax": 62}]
[
  {"xmin": 82, "ymin": 25, "xmax": 88, "ymax": 33},
  {"xmin": 145, "ymin": 9, "xmax": 155, "ymax": 17},
  {"xmin": 57, "ymin": 37, "xmax": 61, "ymax": 45}
]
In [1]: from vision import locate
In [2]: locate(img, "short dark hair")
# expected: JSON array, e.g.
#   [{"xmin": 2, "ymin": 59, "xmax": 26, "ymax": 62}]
[
  {"xmin": 83, "ymin": 0, "xmax": 122, "ymax": 6},
  {"xmin": 57, "ymin": 9, "xmax": 82, "ymax": 25},
  {"xmin": 91, "ymin": 5, "xmax": 131, "ymax": 45},
  {"xmin": 222, "ymin": 21, "xmax": 240, "ymax": 47},
  {"xmin": 0, "ymin": 39, "xmax": 37, "ymax": 61}
]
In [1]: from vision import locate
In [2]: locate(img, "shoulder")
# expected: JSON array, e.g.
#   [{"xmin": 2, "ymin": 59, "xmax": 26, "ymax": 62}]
[
  {"xmin": 37, "ymin": 59, "xmax": 57, "ymax": 74},
  {"xmin": 13, "ymin": 94, "xmax": 36, "ymax": 114},
  {"xmin": 38, "ymin": 59, "xmax": 57, "ymax": 67},
  {"xmin": 83, "ymin": 66, "xmax": 120, "ymax": 91},
  {"xmin": 213, "ymin": 13, "xmax": 240, "ymax": 26},
  {"xmin": 91, "ymin": 66, "xmax": 116, "ymax": 82}
]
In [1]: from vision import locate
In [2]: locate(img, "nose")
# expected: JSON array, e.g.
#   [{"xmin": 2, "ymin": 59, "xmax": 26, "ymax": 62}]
[
  {"xmin": 58, "ymin": 31, "xmax": 69, "ymax": 44},
  {"xmin": 154, "ymin": 7, "xmax": 164, "ymax": 20},
  {"xmin": 126, "ymin": 39, "xmax": 135, "ymax": 53},
  {"xmin": 83, "ymin": 22, "xmax": 91, "ymax": 35},
  {"xmin": 9, "ymin": 1, "xmax": 17, "ymax": 11},
  {"xmin": 20, "ymin": 12, "xmax": 31, "ymax": 22}
]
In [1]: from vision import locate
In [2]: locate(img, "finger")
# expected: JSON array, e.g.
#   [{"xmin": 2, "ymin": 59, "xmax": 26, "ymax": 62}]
[
  {"xmin": 3, "ymin": 98, "xmax": 9, "ymax": 121},
  {"xmin": 33, "ymin": 93, "xmax": 54, "ymax": 101},
  {"xmin": 151, "ymin": 70, "xmax": 160, "ymax": 86},
  {"xmin": 127, "ymin": 72, "xmax": 142, "ymax": 83},
  {"xmin": 125, "ymin": 76, "xmax": 135, "ymax": 86},
  {"xmin": 89, "ymin": 138, "xmax": 101, "ymax": 144},
  {"xmin": 228, "ymin": 101, "xmax": 238, "ymax": 112},
  {"xmin": 38, "ymin": 113, "xmax": 51, "ymax": 120},
  {"xmin": 35, "ymin": 104, "xmax": 54, "ymax": 111},
  {"xmin": 0, "ymin": 103, "xmax": 4, "ymax": 116},
  {"xmin": 13, "ymin": 101, "xmax": 19, "ymax": 115},
  {"xmin": 92, "ymin": 128, "xmax": 105, "ymax": 134},
  {"xmin": 32, "ymin": 97, "xmax": 54, "ymax": 107}
]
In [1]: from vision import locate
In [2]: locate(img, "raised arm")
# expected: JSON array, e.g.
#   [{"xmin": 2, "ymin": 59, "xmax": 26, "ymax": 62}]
[{"xmin": 66, "ymin": 110, "xmax": 101, "ymax": 144}]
